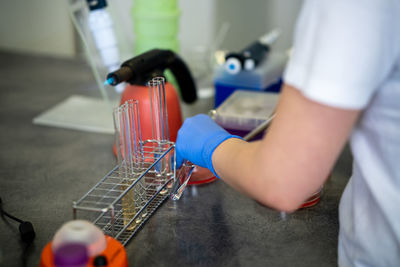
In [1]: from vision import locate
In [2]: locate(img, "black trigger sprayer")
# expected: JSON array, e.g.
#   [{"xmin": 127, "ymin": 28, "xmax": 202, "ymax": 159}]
[{"xmin": 105, "ymin": 49, "xmax": 197, "ymax": 104}]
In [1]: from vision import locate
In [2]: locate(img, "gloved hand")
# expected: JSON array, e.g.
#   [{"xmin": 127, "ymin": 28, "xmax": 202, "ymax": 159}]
[{"xmin": 175, "ymin": 114, "xmax": 242, "ymax": 177}]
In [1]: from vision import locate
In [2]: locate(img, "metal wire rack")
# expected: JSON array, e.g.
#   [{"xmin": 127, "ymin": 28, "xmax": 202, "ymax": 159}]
[{"xmin": 73, "ymin": 140, "xmax": 191, "ymax": 246}]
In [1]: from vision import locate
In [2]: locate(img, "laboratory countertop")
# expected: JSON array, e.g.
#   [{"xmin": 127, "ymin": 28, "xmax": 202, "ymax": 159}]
[{"xmin": 0, "ymin": 51, "xmax": 352, "ymax": 267}]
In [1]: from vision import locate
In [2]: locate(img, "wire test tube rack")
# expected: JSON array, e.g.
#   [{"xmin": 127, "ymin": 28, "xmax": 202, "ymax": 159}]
[{"xmin": 72, "ymin": 77, "xmax": 193, "ymax": 246}]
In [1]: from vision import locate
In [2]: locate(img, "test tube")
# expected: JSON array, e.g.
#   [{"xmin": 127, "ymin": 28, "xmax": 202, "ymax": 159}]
[
  {"xmin": 113, "ymin": 100, "xmax": 144, "ymax": 229},
  {"xmin": 126, "ymin": 100, "xmax": 144, "ymax": 170},
  {"xmin": 113, "ymin": 100, "xmax": 144, "ymax": 172},
  {"xmin": 148, "ymin": 77, "xmax": 169, "ymax": 144},
  {"xmin": 148, "ymin": 77, "xmax": 170, "ymax": 194},
  {"xmin": 126, "ymin": 100, "xmax": 147, "ymax": 222},
  {"xmin": 113, "ymin": 106, "xmax": 123, "ymax": 168}
]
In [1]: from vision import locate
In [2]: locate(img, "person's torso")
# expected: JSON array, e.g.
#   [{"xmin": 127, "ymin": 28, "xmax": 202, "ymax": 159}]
[{"xmin": 339, "ymin": 58, "xmax": 400, "ymax": 266}]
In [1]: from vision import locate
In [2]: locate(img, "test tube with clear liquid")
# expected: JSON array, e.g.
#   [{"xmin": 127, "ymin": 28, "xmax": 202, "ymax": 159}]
[
  {"xmin": 148, "ymin": 77, "xmax": 171, "ymax": 195},
  {"xmin": 113, "ymin": 100, "xmax": 145, "ymax": 230}
]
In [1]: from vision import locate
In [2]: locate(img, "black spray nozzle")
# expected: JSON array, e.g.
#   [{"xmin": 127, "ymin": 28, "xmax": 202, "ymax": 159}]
[
  {"xmin": 106, "ymin": 49, "xmax": 197, "ymax": 104},
  {"xmin": 106, "ymin": 66, "xmax": 132, "ymax": 86}
]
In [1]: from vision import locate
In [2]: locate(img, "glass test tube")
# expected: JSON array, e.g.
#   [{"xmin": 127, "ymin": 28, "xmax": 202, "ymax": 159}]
[
  {"xmin": 148, "ymin": 77, "xmax": 171, "ymax": 194},
  {"xmin": 127, "ymin": 100, "xmax": 147, "ymax": 222},
  {"xmin": 148, "ymin": 77, "xmax": 169, "ymax": 144},
  {"xmin": 113, "ymin": 100, "xmax": 145, "ymax": 229},
  {"xmin": 113, "ymin": 100, "xmax": 144, "ymax": 172}
]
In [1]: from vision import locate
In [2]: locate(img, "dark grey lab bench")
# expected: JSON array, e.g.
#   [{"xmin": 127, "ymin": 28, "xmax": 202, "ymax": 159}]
[{"xmin": 0, "ymin": 51, "xmax": 352, "ymax": 267}]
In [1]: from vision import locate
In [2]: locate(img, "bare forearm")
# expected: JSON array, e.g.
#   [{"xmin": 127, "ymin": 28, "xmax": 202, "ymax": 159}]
[
  {"xmin": 211, "ymin": 85, "xmax": 360, "ymax": 212},
  {"xmin": 212, "ymin": 137, "xmax": 302, "ymax": 212},
  {"xmin": 212, "ymin": 139, "xmax": 263, "ymax": 196}
]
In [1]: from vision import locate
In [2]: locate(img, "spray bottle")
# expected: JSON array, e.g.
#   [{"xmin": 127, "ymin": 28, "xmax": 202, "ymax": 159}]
[
  {"xmin": 86, "ymin": 0, "xmax": 124, "ymax": 93},
  {"xmin": 105, "ymin": 49, "xmax": 197, "ymax": 143}
]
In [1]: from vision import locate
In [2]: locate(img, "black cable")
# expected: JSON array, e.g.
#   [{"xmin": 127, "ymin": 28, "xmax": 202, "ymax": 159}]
[
  {"xmin": 2, "ymin": 209, "xmax": 24, "ymax": 223},
  {"xmin": 0, "ymin": 196, "xmax": 36, "ymax": 267},
  {"xmin": 0, "ymin": 197, "xmax": 36, "ymax": 242},
  {"xmin": 21, "ymin": 239, "xmax": 34, "ymax": 267}
]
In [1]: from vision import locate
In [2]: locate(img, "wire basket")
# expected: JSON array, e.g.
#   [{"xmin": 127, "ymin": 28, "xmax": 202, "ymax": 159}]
[
  {"xmin": 73, "ymin": 77, "xmax": 193, "ymax": 245},
  {"xmin": 73, "ymin": 140, "xmax": 192, "ymax": 245}
]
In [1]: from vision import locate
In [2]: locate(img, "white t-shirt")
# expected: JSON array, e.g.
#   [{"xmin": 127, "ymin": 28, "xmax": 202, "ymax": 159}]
[{"xmin": 283, "ymin": 0, "xmax": 400, "ymax": 266}]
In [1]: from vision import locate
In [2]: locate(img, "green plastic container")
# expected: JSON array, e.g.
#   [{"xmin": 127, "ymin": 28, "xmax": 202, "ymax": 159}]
[
  {"xmin": 133, "ymin": 0, "xmax": 178, "ymax": 14},
  {"xmin": 133, "ymin": 11, "xmax": 180, "ymax": 37},
  {"xmin": 134, "ymin": 36, "xmax": 179, "ymax": 55},
  {"xmin": 132, "ymin": 0, "xmax": 181, "ymax": 91}
]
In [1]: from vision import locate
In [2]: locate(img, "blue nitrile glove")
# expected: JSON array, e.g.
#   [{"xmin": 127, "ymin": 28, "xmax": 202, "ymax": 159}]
[{"xmin": 175, "ymin": 114, "xmax": 242, "ymax": 177}]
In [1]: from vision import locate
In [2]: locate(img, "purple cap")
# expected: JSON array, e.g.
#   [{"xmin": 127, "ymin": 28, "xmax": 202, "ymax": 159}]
[{"xmin": 54, "ymin": 243, "xmax": 89, "ymax": 267}]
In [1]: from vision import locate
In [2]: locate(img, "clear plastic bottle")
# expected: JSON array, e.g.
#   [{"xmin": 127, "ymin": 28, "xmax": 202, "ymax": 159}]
[{"xmin": 87, "ymin": 0, "xmax": 124, "ymax": 93}]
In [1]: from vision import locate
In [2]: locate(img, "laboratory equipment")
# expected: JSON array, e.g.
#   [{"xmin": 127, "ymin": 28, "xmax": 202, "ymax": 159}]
[
  {"xmin": 301, "ymin": 190, "xmax": 322, "ymax": 208},
  {"xmin": 148, "ymin": 77, "xmax": 170, "ymax": 143},
  {"xmin": 106, "ymin": 49, "xmax": 197, "ymax": 142},
  {"xmin": 113, "ymin": 100, "xmax": 145, "ymax": 229},
  {"xmin": 53, "ymin": 243, "xmax": 89, "ymax": 267},
  {"xmin": 52, "ymin": 220, "xmax": 107, "ymax": 257},
  {"xmin": 182, "ymin": 100, "xmax": 277, "ymax": 185},
  {"xmin": 242, "ymin": 114, "xmax": 276, "ymax": 141},
  {"xmin": 185, "ymin": 109, "xmax": 276, "ymax": 186},
  {"xmin": 71, "ymin": 77, "xmax": 194, "ymax": 247},
  {"xmin": 214, "ymin": 30, "xmax": 287, "ymax": 107},
  {"xmin": 186, "ymin": 166, "xmax": 218, "ymax": 186},
  {"xmin": 225, "ymin": 29, "xmax": 280, "ymax": 75},
  {"xmin": 113, "ymin": 100, "xmax": 143, "ymax": 171},
  {"xmin": 40, "ymin": 220, "xmax": 128, "ymax": 267},
  {"xmin": 40, "ymin": 237, "xmax": 127, "ymax": 267},
  {"xmin": 211, "ymin": 90, "xmax": 279, "ymax": 138},
  {"xmin": 186, "ymin": 90, "xmax": 278, "ymax": 185},
  {"xmin": 86, "ymin": 0, "xmax": 124, "ymax": 93}
]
